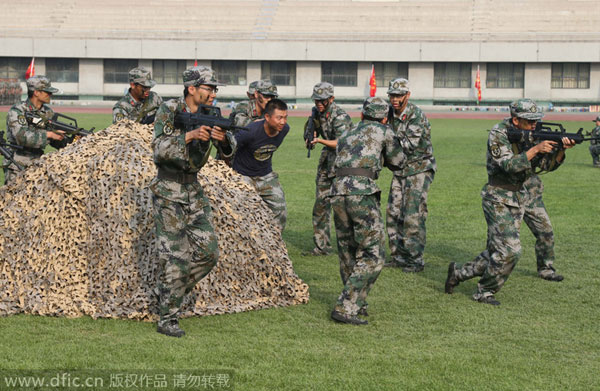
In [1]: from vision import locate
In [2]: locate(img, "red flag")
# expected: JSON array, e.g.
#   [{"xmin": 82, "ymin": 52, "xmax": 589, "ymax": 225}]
[
  {"xmin": 475, "ymin": 65, "xmax": 481, "ymax": 102},
  {"xmin": 369, "ymin": 64, "xmax": 376, "ymax": 97},
  {"xmin": 194, "ymin": 59, "xmax": 198, "ymax": 67},
  {"xmin": 25, "ymin": 57, "xmax": 35, "ymax": 79}
]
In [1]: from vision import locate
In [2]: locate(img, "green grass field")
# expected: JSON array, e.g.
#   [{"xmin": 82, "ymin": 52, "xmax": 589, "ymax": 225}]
[{"xmin": 0, "ymin": 113, "xmax": 598, "ymax": 390}]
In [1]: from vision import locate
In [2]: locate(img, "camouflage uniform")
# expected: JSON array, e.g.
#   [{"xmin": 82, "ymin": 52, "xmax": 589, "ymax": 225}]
[
  {"xmin": 385, "ymin": 79, "xmax": 436, "ymax": 272},
  {"xmin": 3, "ymin": 76, "xmax": 59, "ymax": 185},
  {"xmin": 0, "ymin": 80, "xmax": 7, "ymax": 105},
  {"xmin": 229, "ymin": 80, "xmax": 278, "ymax": 128},
  {"xmin": 589, "ymin": 117, "xmax": 600, "ymax": 167},
  {"xmin": 330, "ymin": 97, "xmax": 405, "ymax": 322},
  {"xmin": 151, "ymin": 66, "xmax": 232, "ymax": 335},
  {"xmin": 240, "ymin": 172, "xmax": 287, "ymax": 231},
  {"xmin": 113, "ymin": 67, "xmax": 163, "ymax": 124},
  {"xmin": 308, "ymin": 83, "xmax": 353, "ymax": 254},
  {"xmin": 447, "ymin": 99, "xmax": 566, "ymax": 304}
]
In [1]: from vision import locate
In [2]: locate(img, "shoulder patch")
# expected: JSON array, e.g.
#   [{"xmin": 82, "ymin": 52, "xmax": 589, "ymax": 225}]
[
  {"xmin": 17, "ymin": 115, "xmax": 27, "ymax": 126},
  {"xmin": 115, "ymin": 113, "xmax": 125, "ymax": 122},
  {"xmin": 490, "ymin": 144, "xmax": 502, "ymax": 158},
  {"xmin": 163, "ymin": 123, "xmax": 174, "ymax": 136}
]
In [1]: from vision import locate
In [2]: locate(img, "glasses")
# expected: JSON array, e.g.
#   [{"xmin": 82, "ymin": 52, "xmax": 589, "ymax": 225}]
[
  {"xmin": 135, "ymin": 84, "xmax": 151, "ymax": 91},
  {"xmin": 314, "ymin": 99, "xmax": 329, "ymax": 105},
  {"xmin": 198, "ymin": 86, "xmax": 218, "ymax": 94}
]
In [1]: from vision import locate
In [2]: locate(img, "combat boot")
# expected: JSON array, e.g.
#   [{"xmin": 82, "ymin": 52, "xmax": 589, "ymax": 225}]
[
  {"xmin": 358, "ymin": 307, "xmax": 369, "ymax": 317},
  {"xmin": 445, "ymin": 262, "xmax": 459, "ymax": 294},
  {"xmin": 331, "ymin": 310, "xmax": 368, "ymax": 325},
  {"xmin": 475, "ymin": 295, "xmax": 501, "ymax": 306},
  {"xmin": 540, "ymin": 273, "xmax": 564, "ymax": 282},
  {"xmin": 402, "ymin": 263, "xmax": 424, "ymax": 273},
  {"xmin": 157, "ymin": 319, "xmax": 186, "ymax": 337}
]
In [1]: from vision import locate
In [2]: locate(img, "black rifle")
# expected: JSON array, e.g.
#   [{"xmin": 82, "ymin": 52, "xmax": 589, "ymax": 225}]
[
  {"xmin": 0, "ymin": 131, "xmax": 24, "ymax": 171},
  {"xmin": 507, "ymin": 121, "xmax": 599, "ymax": 149},
  {"xmin": 174, "ymin": 105, "xmax": 245, "ymax": 162},
  {"xmin": 303, "ymin": 107, "xmax": 320, "ymax": 158},
  {"xmin": 25, "ymin": 112, "xmax": 94, "ymax": 143}
]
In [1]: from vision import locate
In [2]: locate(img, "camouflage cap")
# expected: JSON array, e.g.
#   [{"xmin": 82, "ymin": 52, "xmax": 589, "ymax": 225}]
[
  {"xmin": 593, "ymin": 115, "xmax": 600, "ymax": 122},
  {"xmin": 26, "ymin": 75, "xmax": 59, "ymax": 94},
  {"xmin": 311, "ymin": 82, "xmax": 334, "ymax": 100},
  {"xmin": 182, "ymin": 66, "xmax": 224, "ymax": 87},
  {"xmin": 255, "ymin": 80, "xmax": 278, "ymax": 97},
  {"xmin": 510, "ymin": 99, "xmax": 544, "ymax": 121},
  {"xmin": 128, "ymin": 67, "xmax": 156, "ymax": 88},
  {"xmin": 362, "ymin": 97, "xmax": 389, "ymax": 120},
  {"xmin": 248, "ymin": 80, "xmax": 259, "ymax": 95},
  {"xmin": 387, "ymin": 78, "xmax": 410, "ymax": 95}
]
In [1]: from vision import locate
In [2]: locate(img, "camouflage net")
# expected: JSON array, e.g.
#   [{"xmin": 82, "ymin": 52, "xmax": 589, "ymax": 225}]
[{"xmin": 0, "ymin": 120, "xmax": 309, "ymax": 320}]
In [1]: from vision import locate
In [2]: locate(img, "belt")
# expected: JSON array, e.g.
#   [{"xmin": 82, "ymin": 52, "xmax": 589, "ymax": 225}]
[
  {"xmin": 488, "ymin": 178, "xmax": 522, "ymax": 192},
  {"xmin": 336, "ymin": 167, "xmax": 376, "ymax": 179},
  {"xmin": 15, "ymin": 147, "xmax": 43, "ymax": 158},
  {"xmin": 157, "ymin": 167, "xmax": 198, "ymax": 184}
]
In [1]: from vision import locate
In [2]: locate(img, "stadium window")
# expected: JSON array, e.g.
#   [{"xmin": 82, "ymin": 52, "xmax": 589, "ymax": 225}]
[
  {"xmin": 551, "ymin": 63, "xmax": 590, "ymax": 89},
  {"xmin": 434, "ymin": 63, "xmax": 471, "ymax": 88},
  {"xmin": 486, "ymin": 63, "xmax": 524, "ymax": 88},
  {"xmin": 373, "ymin": 62, "xmax": 408, "ymax": 88},
  {"xmin": 212, "ymin": 60, "xmax": 247, "ymax": 86},
  {"xmin": 261, "ymin": 61, "xmax": 296, "ymax": 86},
  {"xmin": 46, "ymin": 58, "xmax": 79, "ymax": 83},
  {"xmin": 322, "ymin": 62, "xmax": 357, "ymax": 87},
  {"xmin": 104, "ymin": 59, "xmax": 138, "ymax": 84},
  {"xmin": 153, "ymin": 60, "xmax": 186, "ymax": 84},
  {"xmin": 0, "ymin": 57, "xmax": 30, "ymax": 81}
]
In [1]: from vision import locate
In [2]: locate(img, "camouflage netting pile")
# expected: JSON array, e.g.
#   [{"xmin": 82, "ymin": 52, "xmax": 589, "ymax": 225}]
[{"xmin": 0, "ymin": 120, "xmax": 309, "ymax": 321}]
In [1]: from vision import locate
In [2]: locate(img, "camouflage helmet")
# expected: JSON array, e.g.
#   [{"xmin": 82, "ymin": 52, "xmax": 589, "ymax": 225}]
[
  {"xmin": 128, "ymin": 67, "xmax": 156, "ymax": 88},
  {"xmin": 255, "ymin": 80, "xmax": 278, "ymax": 97},
  {"xmin": 183, "ymin": 66, "xmax": 224, "ymax": 87},
  {"xmin": 311, "ymin": 82, "xmax": 334, "ymax": 100},
  {"xmin": 593, "ymin": 115, "xmax": 600, "ymax": 122},
  {"xmin": 26, "ymin": 75, "xmax": 59, "ymax": 94},
  {"xmin": 248, "ymin": 80, "xmax": 259, "ymax": 95},
  {"xmin": 362, "ymin": 97, "xmax": 389, "ymax": 120},
  {"xmin": 387, "ymin": 78, "xmax": 410, "ymax": 95},
  {"xmin": 510, "ymin": 99, "xmax": 544, "ymax": 121}
]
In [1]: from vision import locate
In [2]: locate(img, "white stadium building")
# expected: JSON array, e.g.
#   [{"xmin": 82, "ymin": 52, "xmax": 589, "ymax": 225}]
[{"xmin": 1, "ymin": 0, "xmax": 599, "ymax": 107}]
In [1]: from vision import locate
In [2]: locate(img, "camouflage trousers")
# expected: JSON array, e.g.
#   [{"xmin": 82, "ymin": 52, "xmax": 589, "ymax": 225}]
[
  {"xmin": 454, "ymin": 197, "xmax": 524, "ymax": 300},
  {"xmin": 153, "ymin": 193, "xmax": 219, "ymax": 324},
  {"xmin": 523, "ymin": 190, "xmax": 557, "ymax": 278},
  {"xmin": 3, "ymin": 153, "xmax": 37, "ymax": 185},
  {"xmin": 241, "ymin": 171, "xmax": 287, "ymax": 232},
  {"xmin": 331, "ymin": 193, "xmax": 385, "ymax": 317},
  {"xmin": 311, "ymin": 170, "xmax": 334, "ymax": 253},
  {"xmin": 590, "ymin": 145, "xmax": 600, "ymax": 167},
  {"xmin": 386, "ymin": 170, "xmax": 434, "ymax": 267}
]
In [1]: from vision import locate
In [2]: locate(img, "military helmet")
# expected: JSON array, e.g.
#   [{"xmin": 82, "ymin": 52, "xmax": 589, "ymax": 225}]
[
  {"xmin": 311, "ymin": 82, "xmax": 334, "ymax": 100},
  {"xmin": 255, "ymin": 80, "xmax": 278, "ymax": 97},
  {"xmin": 362, "ymin": 97, "xmax": 389, "ymax": 120},
  {"xmin": 183, "ymin": 66, "xmax": 224, "ymax": 87},
  {"xmin": 26, "ymin": 75, "xmax": 59, "ymax": 94},
  {"xmin": 387, "ymin": 78, "xmax": 410, "ymax": 95},
  {"xmin": 128, "ymin": 67, "xmax": 156, "ymax": 88},
  {"xmin": 593, "ymin": 115, "xmax": 600, "ymax": 122},
  {"xmin": 248, "ymin": 80, "xmax": 259, "ymax": 95},
  {"xmin": 510, "ymin": 99, "xmax": 544, "ymax": 121}
]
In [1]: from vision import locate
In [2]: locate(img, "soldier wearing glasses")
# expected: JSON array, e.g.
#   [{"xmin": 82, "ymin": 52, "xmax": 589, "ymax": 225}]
[
  {"xmin": 151, "ymin": 66, "xmax": 234, "ymax": 337},
  {"xmin": 112, "ymin": 67, "xmax": 163, "ymax": 124}
]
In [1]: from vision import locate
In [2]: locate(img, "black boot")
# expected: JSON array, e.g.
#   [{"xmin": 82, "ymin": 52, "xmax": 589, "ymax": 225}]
[{"xmin": 157, "ymin": 318, "xmax": 186, "ymax": 337}]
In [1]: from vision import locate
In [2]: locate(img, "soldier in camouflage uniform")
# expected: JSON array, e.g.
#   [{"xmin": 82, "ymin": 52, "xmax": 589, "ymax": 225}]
[
  {"xmin": 232, "ymin": 98, "xmax": 290, "ymax": 232},
  {"xmin": 151, "ymin": 66, "xmax": 234, "ymax": 337},
  {"xmin": 304, "ymin": 82, "xmax": 353, "ymax": 256},
  {"xmin": 113, "ymin": 67, "xmax": 163, "ymax": 124},
  {"xmin": 3, "ymin": 76, "xmax": 66, "ymax": 185},
  {"xmin": 589, "ymin": 115, "xmax": 600, "ymax": 167},
  {"xmin": 445, "ymin": 99, "xmax": 574, "ymax": 306},
  {"xmin": 229, "ymin": 80, "xmax": 278, "ymax": 127},
  {"xmin": 384, "ymin": 78, "xmax": 436, "ymax": 273},
  {"xmin": 0, "ymin": 80, "xmax": 6, "ymax": 105},
  {"xmin": 330, "ymin": 97, "xmax": 405, "ymax": 325}
]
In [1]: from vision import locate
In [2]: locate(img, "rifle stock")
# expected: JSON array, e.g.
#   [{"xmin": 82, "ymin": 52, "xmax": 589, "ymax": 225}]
[{"xmin": 0, "ymin": 130, "xmax": 24, "ymax": 171}]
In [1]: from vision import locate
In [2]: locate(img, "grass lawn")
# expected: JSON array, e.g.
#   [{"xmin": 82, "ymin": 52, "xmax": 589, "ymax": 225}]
[{"xmin": 0, "ymin": 113, "xmax": 598, "ymax": 390}]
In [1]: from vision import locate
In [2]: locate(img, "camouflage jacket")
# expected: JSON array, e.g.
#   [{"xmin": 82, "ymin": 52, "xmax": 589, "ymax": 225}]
[
  {"xmin": 150, "ymin": 97, "xmax": 235, "ymax": 204},
  {"xmin": 112, "ymin": 90, "xmax": 163, "ymax": 124},
  {"xmin": 5, "ymin": 98, "xmax": 53, "ymax": 151},
  {"xmin": 482, "ymin": 119, "xmax": 563, "ymax": 207},
  {"xmin": 388, "ymin": 102, "xmax": 436, "ymax": 177},
  {"xmin": 331, "ymin": 119, "xmax": 405, "ymax": 196},
  {"xmin": 591, "ymin": 126, "xmax": 600, "ymax": 145},
  {"xmin": 313, "ymin": 102, "xmax": 353, "ymax": 178},
  {"xmin": 229, "ymin": 100, "xmax": 261, "ymax": 128}
]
